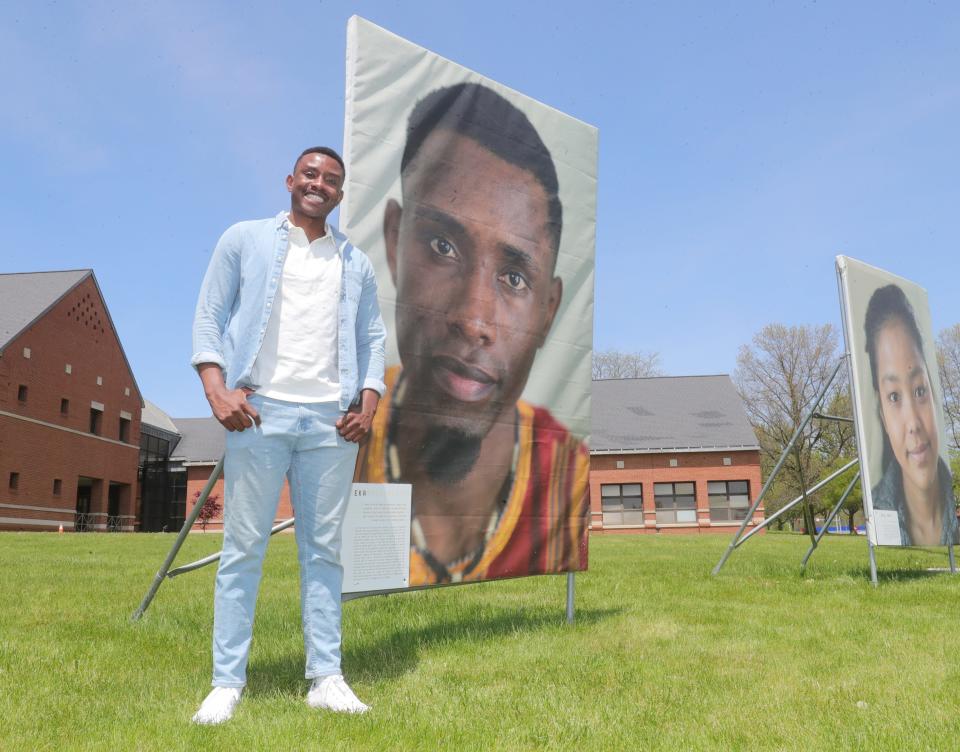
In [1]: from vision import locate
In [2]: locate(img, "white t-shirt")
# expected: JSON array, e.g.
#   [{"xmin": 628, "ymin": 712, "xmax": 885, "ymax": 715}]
[{"xmin": 251, "ymin": 222, "xmax": 341, "ymax": 402}]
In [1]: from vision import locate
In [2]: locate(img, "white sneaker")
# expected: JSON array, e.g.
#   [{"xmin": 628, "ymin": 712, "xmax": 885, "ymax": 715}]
[
  {"xmin": 306, "ymin": 675, "xmax": 370, "ymax": 714},
  {"xmin": 192, "ymin": 686, "xmax": 243, "ymax": 725}
]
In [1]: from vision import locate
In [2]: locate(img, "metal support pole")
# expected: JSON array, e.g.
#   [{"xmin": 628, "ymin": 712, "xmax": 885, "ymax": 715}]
[
  {"xmin": 948, "ymin": 545, "xmax": 957, "ymax": 574},
  {"xmin": 800, "ymin": 471, "xmax": 860, "ymax": 570},
  {"xmin": 712, "ymin": 357, "xmax": 847, "ymax": 575},
  {"xmin": 811, "ymin": 412, "xmax": 854, "ymax": 423},
  {"xmin": 167, "ymin": 517, "xmax": 296, "ymax": 577},
  {"xmin": 868, "ymin": 538, "xmax": 878, "ymax": 587},
  {"xmin": 735, "ymin": 459, "xmax": 858, "ymax": 547},
  {"xmin": 565, "ymin": 572, "xmax": 575, "ymax": 625},
  {"xmin": 131, "ymin": 455, "xmax": 225, "ymax": 621},
  {"xmin": 801, "ymin": 484, "xmax": 817, "ymax": 547}
]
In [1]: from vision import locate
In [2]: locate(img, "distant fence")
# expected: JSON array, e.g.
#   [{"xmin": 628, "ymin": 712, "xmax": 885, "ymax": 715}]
[{"xmin": 73, "ymin": 513, "xmax": 123, "ymax": 532}]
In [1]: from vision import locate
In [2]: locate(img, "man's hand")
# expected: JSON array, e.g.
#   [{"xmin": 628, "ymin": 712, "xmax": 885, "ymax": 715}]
[
  {"xmin": 209, "ymin": 387, "xmax": 261, "ymax": 432},
  {"xmin": 198, "ymin": 364, "xmax": 260, "ymax": 432},
  {"xmin": 337, "ymin": 388, "xmax": 380, "ymax": 443}
]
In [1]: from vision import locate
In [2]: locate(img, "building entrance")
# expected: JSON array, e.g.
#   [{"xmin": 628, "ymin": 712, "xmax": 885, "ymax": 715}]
[{"xmin": 75, "ymin": 477, "xmax": 93, "ymax": 531}]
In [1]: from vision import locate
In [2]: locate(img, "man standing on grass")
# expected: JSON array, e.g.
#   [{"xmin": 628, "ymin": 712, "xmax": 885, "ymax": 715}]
[{"xmin": 190, "ymin": 146, "xmax": 386, "ymax": 724}]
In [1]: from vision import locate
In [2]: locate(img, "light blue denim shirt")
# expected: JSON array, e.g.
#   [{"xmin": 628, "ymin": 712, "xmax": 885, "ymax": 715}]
[{"xmin": 192, "ymin": 212, "xmax": 386, "ymax": 410}]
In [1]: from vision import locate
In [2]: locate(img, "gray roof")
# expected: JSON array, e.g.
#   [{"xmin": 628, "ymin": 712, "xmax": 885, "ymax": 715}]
[
  {"xmin": 142, "ymin": 400, "xmax": 180, "ymax": 435},
  {"xmin": 0, "ymin": 270, "xmax": 91, "ymax": 349},
  {"xmin": 171, "ymin": 417, "xmax": 224, "ymax": 463},
  {"xmin": 169, "ymin": 375, "xmax": 758, "ymax": 461},
  {"xmin": 591, "ymin": 375, "xmax": 759, "ymax": 453}
]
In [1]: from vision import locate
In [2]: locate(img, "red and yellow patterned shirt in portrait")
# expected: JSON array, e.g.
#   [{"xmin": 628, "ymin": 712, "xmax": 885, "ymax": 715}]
[{"xmin": 354, "ymin": 367, "xmax": 590, "ymax": 585}]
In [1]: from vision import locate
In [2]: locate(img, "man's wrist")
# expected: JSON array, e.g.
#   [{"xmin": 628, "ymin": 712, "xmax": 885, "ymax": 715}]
[
  {"xmin": 203, "ymin": 383, "xmax": 227, "ymax": 400},
  {"xmin": 197, "ymin": 363, "xmax": 227, "ymax": 400}
]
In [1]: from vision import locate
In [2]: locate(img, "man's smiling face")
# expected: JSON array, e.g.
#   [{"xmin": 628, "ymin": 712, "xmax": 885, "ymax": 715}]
[
  {"xmin": 286, "ymin": 152, "xmax": 344, "ymax": 223},
  {"xmin": 385, "ymin": 130, "xmax": 562, "ymax": 440}
]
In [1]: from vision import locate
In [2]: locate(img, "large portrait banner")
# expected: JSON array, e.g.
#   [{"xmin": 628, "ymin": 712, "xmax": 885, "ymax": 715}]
[
  {"xmin": 837, "ymin": 256, "xmax": 958, "ymax": 547},
  {"xmin": 342, "ymin": 17, "xmax": 596, "ymax": 586}
]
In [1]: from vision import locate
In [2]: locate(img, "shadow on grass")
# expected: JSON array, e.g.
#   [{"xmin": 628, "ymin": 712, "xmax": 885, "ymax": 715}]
[
  {"xmin": 248, "ymin": 604, "xmax": 622, "ymax": 695},
  {"xmin": 868, "ymin": 567, "xmax": 959, "ymax": 583},
  {"xmin": 863, "ymin": 545, "xmax": 959, "ymax": 582}
]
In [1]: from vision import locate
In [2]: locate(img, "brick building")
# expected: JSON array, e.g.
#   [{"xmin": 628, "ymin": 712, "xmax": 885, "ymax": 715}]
[
  {"xmin": 590, "ymin": 376, "xmax": 764, "ymax": 535},
  {"xmin": 0, "ymin": 270, "xmax": 143, "ymax": 531}
]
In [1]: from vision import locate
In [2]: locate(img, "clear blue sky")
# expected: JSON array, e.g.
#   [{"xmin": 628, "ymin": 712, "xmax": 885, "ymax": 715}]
[{"xmin": 2, "ymin": 1, "xmax": 958, "ymax": 417}]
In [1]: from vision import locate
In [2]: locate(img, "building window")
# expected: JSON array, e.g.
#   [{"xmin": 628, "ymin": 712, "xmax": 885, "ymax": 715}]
[
  {"xmin": 600, "ymin": 483, "xmax": 644, "ymax": 526},
  {"xmin": 654, "ymin": 482, "xmax": 697, "ymax": 524},
  {"xmin": 53, "ymin": 479, "xmax": 62, "ymax": 495},
  {"xmin": 65, "ymin": 364, "xmax": 72, "ymax": 374},
  {"xmin": 124, "ymin": 387, "xmax": 130, "ymax": 397},
  {"xmin": 17, "ymin": 385, "xmax": 28, "ymax": 402},
  {"xmin": 89, "ymin": 408, "xmax": 102, "ymax": 435},
  {"xmin": 8, "ymin": 472, "xmax": 18, "ymax": 490},
  {"xmin": 119, "ymin": 417, "xmax": 131, "ymax": 443},
  {"xmin": 22, "ymin": 347, "xmax": 31, "ymax": 358},
  {"xmin": 60, "ymin": 398, "xmax": 70, "ymax": 415},
  {"xmin": 709, "ymin": 480, "xmax": 751, "ymax": 522}
]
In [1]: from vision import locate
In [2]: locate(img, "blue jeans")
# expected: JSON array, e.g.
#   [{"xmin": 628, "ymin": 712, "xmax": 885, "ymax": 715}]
[{"xmin": 211, "ymin": 395, "xmax": 359, "ymax": 688}]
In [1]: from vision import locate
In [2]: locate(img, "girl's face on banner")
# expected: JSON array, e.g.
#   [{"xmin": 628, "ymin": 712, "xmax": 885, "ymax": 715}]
[{"xmin": 875, "ymin": 319, "xmax": 939, "ymax": 494}]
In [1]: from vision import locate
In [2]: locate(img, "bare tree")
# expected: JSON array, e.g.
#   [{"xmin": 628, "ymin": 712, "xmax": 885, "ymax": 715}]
[
  {"xmin": 734, "ymin": 324, "xmax": 848, "ymax": 533},
  {"xmin": 816, "ymin": 389, "xmax": 861, "ymax": 533},
  {"xmin": 936, "ymin": 325, "xmax": 960, "ymax": 505},
  {"xmin": 936, "ymin": 324, "xmax": 960, "ymax": 453},
  {"xmin": 592, "ymin": 349, "xmax": 662, "ymax": 380}
]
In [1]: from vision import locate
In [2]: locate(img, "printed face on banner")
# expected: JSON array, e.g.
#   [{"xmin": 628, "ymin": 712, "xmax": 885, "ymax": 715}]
[
  {"xmin": 344, "ymin": 17, "xmax": 596, "ymax": 586},
  {"xmin": 837, "ymin": 256, "xmax": 958, "ymax": 547},
  {"xmin": 384, "ymin": 129, "xmax": 562, "ymax": 442}
]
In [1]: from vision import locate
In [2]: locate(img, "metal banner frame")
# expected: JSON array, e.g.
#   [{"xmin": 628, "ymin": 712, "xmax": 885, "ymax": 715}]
[
  {"xmin": 712, "ymin": 357, "xmax": 853, "ymax": 575},
  {"xmin": 711, "ymin": 354, "xmax": 957, "ymax": 584},
  {"xmin": 834, "ymin": 258, "xmax": 957, "ymax": 581}
]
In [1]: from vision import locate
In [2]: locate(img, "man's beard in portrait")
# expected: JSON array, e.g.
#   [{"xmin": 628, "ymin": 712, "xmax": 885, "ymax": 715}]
[{"xmin": 418, "ymin": 426, "xmax": 483, "ymax": 484}]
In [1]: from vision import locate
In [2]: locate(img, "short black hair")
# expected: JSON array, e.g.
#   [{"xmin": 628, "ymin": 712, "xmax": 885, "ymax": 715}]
[
  {"xmin": 294, "ymin": 146, "xmax": 345, "ymax": 176},
  {"xmin": 400, "ymin": 82, "xmax": 563, "ymax": 257}
]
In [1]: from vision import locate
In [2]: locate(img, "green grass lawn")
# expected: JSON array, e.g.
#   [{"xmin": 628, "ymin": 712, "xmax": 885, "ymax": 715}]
[{"xmin": 1, "ymin": 531, "xmax": 958, "ymax": 751}]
